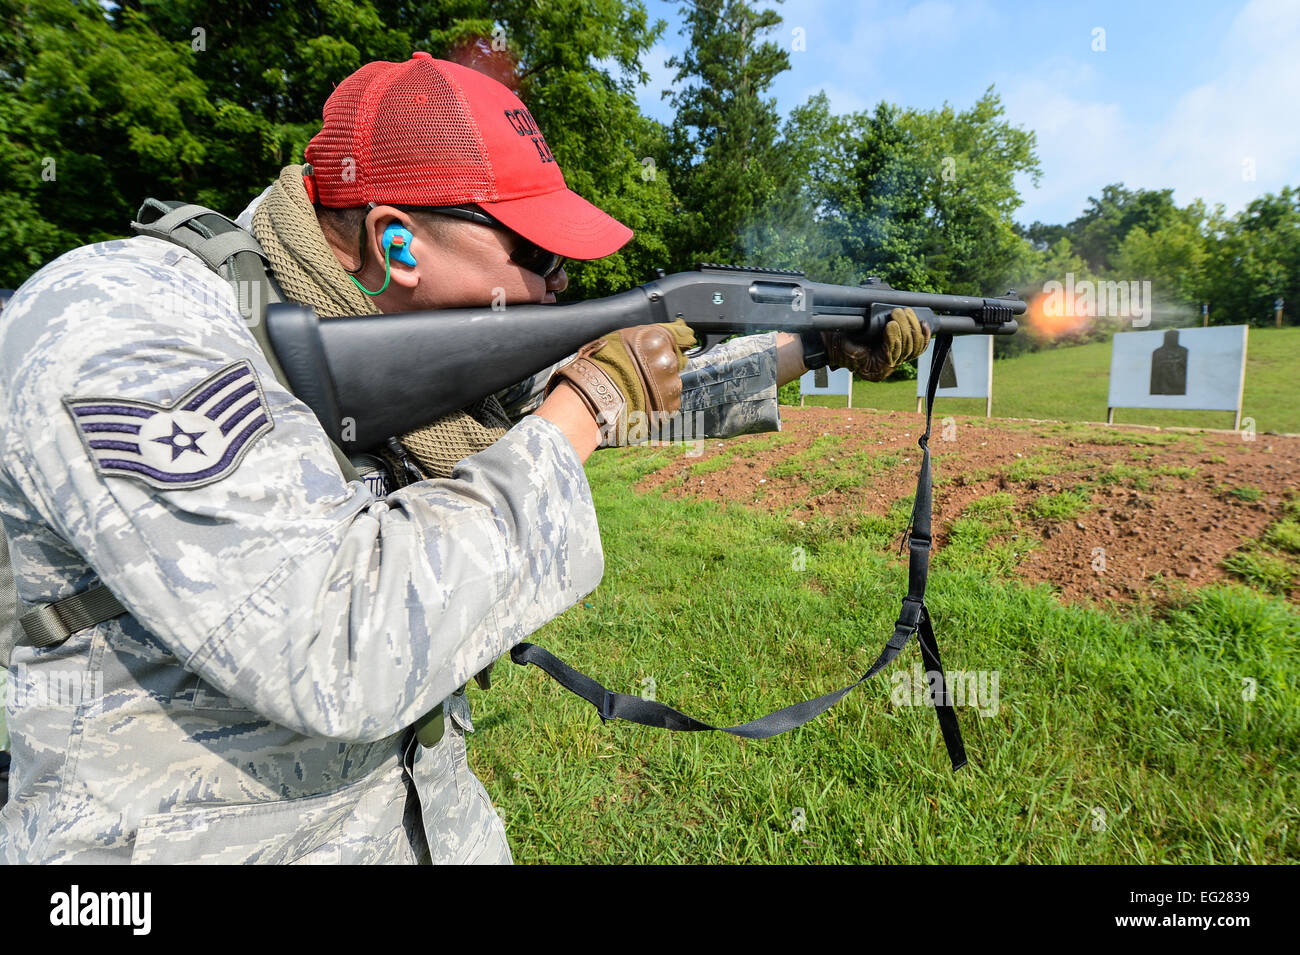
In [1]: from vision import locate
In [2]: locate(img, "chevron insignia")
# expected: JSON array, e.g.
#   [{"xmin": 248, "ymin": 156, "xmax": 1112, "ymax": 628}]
[{"xmin": 64, "ymin": 360, "xmax": 274, "ymax": 489}]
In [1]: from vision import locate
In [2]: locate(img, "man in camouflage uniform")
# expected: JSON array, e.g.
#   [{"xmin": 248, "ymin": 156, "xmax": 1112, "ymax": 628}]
[{"xmin": 0, "ymin": 54, "xmax": 925, "ymax": 862}]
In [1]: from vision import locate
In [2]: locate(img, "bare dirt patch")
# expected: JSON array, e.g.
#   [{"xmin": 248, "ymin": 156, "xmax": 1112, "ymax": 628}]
[{"xmin": 637, "ymin": 406, "xmax": 1300, "ymax": 607}]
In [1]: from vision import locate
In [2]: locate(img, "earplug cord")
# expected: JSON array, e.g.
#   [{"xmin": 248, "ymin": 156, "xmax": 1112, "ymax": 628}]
[{"xmin": 350, "ymin": 240, "xmax": 397, "ymax": 296}]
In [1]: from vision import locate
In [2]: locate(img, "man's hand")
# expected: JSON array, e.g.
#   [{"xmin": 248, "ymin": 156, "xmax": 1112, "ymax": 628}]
[
  {"xmin": 546, "ymin": 319, "xmax": 696, "ymax": 446},
  {"xmin": 824, "ymin": 306, "xmax": 931, "ymax": 382}
]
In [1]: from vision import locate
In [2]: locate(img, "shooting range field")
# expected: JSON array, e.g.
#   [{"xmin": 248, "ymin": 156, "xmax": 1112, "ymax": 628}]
[
  {"xmin": 468, "ymin": 356, "xmax": 1299, "ymax": 865},
  {"xmin": 804, "ymin": 326, "xmax": 1300, "ymax": 435}
]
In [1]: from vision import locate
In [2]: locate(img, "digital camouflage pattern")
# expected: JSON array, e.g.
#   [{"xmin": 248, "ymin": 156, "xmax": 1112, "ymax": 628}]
[
  {"xmin": 0, "ymin": 236, "xmax": 598, "ymax": 863},
  {"xmin": 497, "ymin": 332, "xmax": 781, "ymax": 437},
  {"xmin": 678, "ymin": 334, "xmax": 781, "ymax": 437},
  {"xmin": 0, "ymin": 669, "xmax": 8, "ymax": 752},
  {"xmin": 0, "ymin": 234, "xmax": 782, "ymax": 864}
]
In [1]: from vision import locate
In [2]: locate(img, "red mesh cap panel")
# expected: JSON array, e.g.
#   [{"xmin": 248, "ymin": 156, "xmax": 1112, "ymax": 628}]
[
  {"xmin": 364, "ymin": 58, "xmax": 498, "ymax": 204},
  {"xmin": 305, "ymin": 60, "xmax": 396, "ymax": 208}
]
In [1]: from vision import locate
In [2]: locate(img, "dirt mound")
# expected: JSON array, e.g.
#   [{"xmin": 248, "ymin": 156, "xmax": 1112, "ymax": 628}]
[{"xmin": 636, "ymin": 406, "xmax": 1300, "ymax": 607}]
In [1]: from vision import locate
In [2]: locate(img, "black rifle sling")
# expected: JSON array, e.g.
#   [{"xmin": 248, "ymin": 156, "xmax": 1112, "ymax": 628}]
[
  {"xmin": 887, "ymin": 332, "xmax": 967, "ymax": 769},
  {"xmin": 513, "ymin": 332, "xmax": 968, "ymax": 769}
]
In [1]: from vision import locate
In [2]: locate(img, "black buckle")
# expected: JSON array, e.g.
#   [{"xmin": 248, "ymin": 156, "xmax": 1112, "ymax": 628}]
[{"xmin": 895, "ymin": 596, "xmax": 924, "ymax": 634}]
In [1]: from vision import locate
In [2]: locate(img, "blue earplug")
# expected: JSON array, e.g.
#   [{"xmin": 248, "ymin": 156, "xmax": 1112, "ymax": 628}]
[{"xmin": 383, "ymin": 224, "xmax": 417, "ymax": 267}]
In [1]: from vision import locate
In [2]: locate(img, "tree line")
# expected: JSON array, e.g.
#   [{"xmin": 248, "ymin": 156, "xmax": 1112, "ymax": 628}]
[{"xmin": 2, "ymin": 0, "xmax": 1295, "ymax": 345}]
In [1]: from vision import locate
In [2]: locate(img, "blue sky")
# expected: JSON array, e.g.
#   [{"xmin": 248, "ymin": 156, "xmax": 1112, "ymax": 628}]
[{"xmin": 631, "ymin": 0, "xmax": 1300, "ymax": 226}]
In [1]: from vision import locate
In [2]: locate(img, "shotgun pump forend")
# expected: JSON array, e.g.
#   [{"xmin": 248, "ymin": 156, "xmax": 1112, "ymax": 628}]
[{"xmin": 265, "ymin": 263, "xmax": 1024, "ymax": 454}]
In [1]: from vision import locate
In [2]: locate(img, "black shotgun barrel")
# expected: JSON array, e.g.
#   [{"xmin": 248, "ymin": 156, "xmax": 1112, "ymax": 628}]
[{"xmin": 265, "ymin": 264, "xmax": 1023, "ymax": 453}]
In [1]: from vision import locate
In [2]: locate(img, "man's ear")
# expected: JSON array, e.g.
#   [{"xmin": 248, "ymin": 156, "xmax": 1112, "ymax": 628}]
[{"xmin": 367, "ymin": 207, "xmax": 421, "ymax": 290}]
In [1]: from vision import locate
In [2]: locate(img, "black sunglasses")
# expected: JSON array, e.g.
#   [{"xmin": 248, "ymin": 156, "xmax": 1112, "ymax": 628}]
[{"xmin": 404, "ymin": 204, "xmax": 566, "ymax": 280}]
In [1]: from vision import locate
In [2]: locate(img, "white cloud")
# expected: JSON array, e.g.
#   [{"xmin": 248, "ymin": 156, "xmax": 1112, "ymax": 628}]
[
  {"xmin": 1008, "ymin": 0, "xmax": 1300, "ymax": 223},
  {"xmin": 1147, "ymin": 0, "xmax": 1300, "ymax": 213},
  {"xmin": 1001, "ymin": 69, "xmax": 1132, "ymax": 224}
]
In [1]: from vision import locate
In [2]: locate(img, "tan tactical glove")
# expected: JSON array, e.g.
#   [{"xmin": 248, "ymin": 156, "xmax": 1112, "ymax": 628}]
[
  {"xmin": 547, "ymin": 319, "xmax": 697, "ymax": 446},
  {"xmin": 825, "ymin": 306, "xmax": 932, "ymax": 382}
]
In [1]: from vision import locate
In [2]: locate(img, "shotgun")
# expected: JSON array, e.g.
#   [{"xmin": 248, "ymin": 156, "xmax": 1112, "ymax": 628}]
[{"xmin": 264, "ymin": 263, "xmax": 1023, "ymax": 454}]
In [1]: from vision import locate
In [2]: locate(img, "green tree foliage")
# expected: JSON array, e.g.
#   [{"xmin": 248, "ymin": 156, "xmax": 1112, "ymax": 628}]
[
  {"xmin": 1200, "ymin": 187, "xmax": 1300, "ymax": 327},
  {"xmin": 812, "ymin": 89, "xmax": 1041, "ymax": 295},
  {"xmin": 0, "ymin": 0, "xmax": 252, "ymax": 288},
  {"xmin": 1020, "ymin": 220, "xmax": 1069, "ymax": 251},
  {"xmin": 662, "ymin": 0, "xmax": 793, "ymax": 269},
  {"xmin": 0, "ymin": 0, "xmax": 669, "ymax": 296},
  {"xmin": 898, "ymin": 90, "xmax": 1041, "ymax": 295},
  {"xmin": 1111, "ymin": 202, "xmax": 1209, "ymax": 313},
  {"xmin": 116, "ymin": 0, "xmax": 674, "ymax": 295},
  {"xmin": 1028, "ymin": 183, "xmax": 1299, "ymax": 332},
  {"xmin": 479, "ymin": 0, "xmax": 678, "ymax": 295},
  {"xmin": 1064, "ymin": 183, "xmax": 1183, "ymax": 273}
]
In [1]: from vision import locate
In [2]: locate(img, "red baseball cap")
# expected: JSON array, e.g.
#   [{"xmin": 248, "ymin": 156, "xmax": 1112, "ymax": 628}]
[{"xmin": 304, "ymin": 52, "xmax": 632, "ymax": 260}]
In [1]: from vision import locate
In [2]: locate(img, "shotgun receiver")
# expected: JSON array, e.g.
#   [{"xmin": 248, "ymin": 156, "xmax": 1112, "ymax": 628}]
[{"xmin": 264, "ymin": 264, "xmax": 1023, "ymax": 454}]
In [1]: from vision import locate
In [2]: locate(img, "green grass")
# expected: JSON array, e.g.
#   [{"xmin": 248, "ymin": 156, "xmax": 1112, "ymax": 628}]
[
  {"xmin": 1092, "ymin": 462, "xmax": 1201, "ymax": 492},
  {"xmin": 1223, "ymin": 497, "xmax": 1300, "ymax": 596},
  {"xmin": 769, "ymin": 434, "xmax": 847, "ymax": 479},
  {"xmin": 1004, "ymin": 453, "xmax": 1062, "ymax": 482},
  {"xmin": 731, "ymin": 432, "xmax": 800, "ymax": 457},
  {"xmin": 938, "ymin": 492, "xmax": 1033, "ymax": 576},
  {"xmin": 1265, "ymin": 520, "xmax": 1300, "ymax": 555},
  {"xmin": 1223, "ymin": 550, "xmax": 1294, "ymax": 595},
  {"xmin": 801, "ymin": 326, "xmax": 1300, "ymax": 434},
  {"xmin": 686, "ymin": 450, "xmax": 743, "ymax": 478},
  {"xmin": 1030, "ymin": 487, "xmax": 1094, "ymax": 521},
  {"xmin": 467, "ymin": 449, "xmax": 1300, "ymax": 863},
  {"xmin": 763, "ymin": 434, "xmax": 910, "ymax": 496},
  {"xmin": 685, "ymin": 433, "xmax": 802, "ymax": 480}
]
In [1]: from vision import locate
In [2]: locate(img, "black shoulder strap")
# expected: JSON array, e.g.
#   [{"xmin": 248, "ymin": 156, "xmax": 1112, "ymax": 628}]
[
  {"xmin": 512, "ymin": 334, "xmax": 967, "ymax": 770},
  {"xmin": 131, "ymin": 199, "xmax": 290, "ymax": 381}
]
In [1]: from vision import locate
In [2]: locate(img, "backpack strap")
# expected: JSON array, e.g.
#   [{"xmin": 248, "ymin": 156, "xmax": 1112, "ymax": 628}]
[
  {"xmin": 3, "ymin": 539, "xmax": 128, "ymax": 666},
  {"xmin": 132, "ymin": 198, "xmax": 281, "ymax": 332},
  {"xmin": 13, "ymin": 587, "xmax": 127, "ymax": 660},
  {"xmin": 0, "ymin": 521, "xmax": 17, "ymax": 670},
  {"xmin": 131, "ymin": 199, "xmax": 359, "ymax": 483}
]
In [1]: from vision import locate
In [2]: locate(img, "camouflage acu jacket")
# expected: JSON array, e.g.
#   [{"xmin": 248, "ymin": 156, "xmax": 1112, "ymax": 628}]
[{"xmin": 0, "ymin": 234, "xmax": 781, "ymax": 863}]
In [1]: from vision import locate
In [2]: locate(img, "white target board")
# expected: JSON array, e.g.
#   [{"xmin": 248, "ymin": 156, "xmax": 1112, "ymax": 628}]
[
  {"xmin": 915, "ymin": 335, "xmax": 994, "ymax": 415},
  {"xmin": 799, "ymin": 366, "xmax": 853, "ymax": 407},
  {"xmin": 1107, "ymin": 325, "xmax": 1248, "ymax": 427}
]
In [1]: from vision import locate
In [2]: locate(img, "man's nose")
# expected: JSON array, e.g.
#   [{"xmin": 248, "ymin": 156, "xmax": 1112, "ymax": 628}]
[{"xmin": 547, "ymin": 266, "xmax": 569, "ymax": 294}]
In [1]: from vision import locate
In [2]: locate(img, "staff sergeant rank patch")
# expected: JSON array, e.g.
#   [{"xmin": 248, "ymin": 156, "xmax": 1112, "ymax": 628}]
[{"xmin": 64, "ymin": 360, "xmax": 274, "ymax": 489}]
